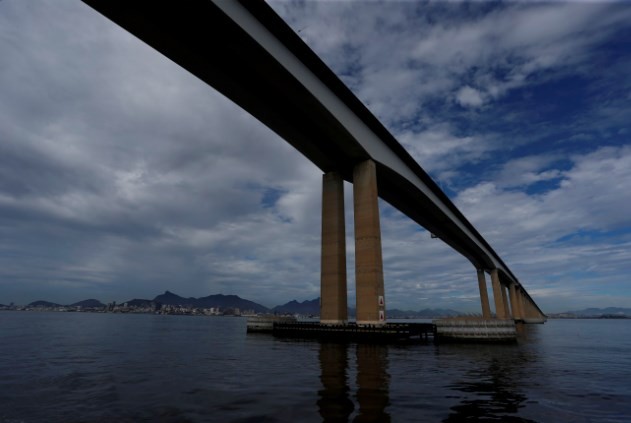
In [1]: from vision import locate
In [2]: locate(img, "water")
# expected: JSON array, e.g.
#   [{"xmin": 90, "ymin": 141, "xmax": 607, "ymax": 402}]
[{"xmin": 1, "ymin": 312, "xmax": 630, "ymax": 422}]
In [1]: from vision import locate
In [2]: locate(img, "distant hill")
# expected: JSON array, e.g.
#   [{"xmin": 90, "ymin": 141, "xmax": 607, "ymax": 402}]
[
  {"xmin": 270, "ymin": 298, "xmax": 460, "ymax": 318},
  {"xmin": 18, "ymin": 292, "xmax": 469, "ymax": 318},
  {"xmin": 122, "ymin": 299, "xmax": 157, "ymax": 308},
  {"xmin": 565, "ymin": 307, "xmax": 631, "ymax": 317},
  {"xmin": 273, "ymin": 298, "xmax": 319, "ymax": 315},
  {"xmin": 196, "ymin": 294, "xmax": 269, "ymax": 313},
  {"xmin": 28, "ymin": 300, "xmax": 62, "ymax": 307},
  {"xmin": 151, "ymin": 291, "xmax": 269, "ymax": 313},
  {"xmin": 69, "ymin": 299, "xmax": 105, "ymax": 308},
  {"xmin": 153, "ymin": 291, "xmax": 197, "ymax": 306}
]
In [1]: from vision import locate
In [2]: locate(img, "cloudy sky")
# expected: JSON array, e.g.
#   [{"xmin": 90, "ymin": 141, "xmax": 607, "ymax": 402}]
[{"xmin": 1, "ymin": 1, "xmax": 630, "ymax": 313}]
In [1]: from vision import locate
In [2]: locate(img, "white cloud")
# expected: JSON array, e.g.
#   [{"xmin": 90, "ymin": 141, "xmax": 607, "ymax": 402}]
[
  {"xmin": 455, "ymin": 146, "xmax": 631, "ymax": 310},
  {"xmin": 396, "ymin": 124, "xmax": 497, "ymax": 184},
  {"xmin": 494, "ymin": 154, "xmax": 564, "ymax": 189},
  {"xmin": 455, "ymin": 86, "xmax": 486, "ymax": 108},
  {"xmin": 271, "ymin": 1, "xmax": 631, "ymax": 130},
  {"xmin": 458, "ymin": 147, "xmax": 631, "ymax": 245}
]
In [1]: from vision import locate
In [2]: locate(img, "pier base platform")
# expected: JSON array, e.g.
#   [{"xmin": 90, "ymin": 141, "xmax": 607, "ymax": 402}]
[
  {"xmin": 246, "ymin": 315, "xmax": 297, "ymax": 333},
  {"xmin": 263, "ymin": 321, "xmax": 435, "ymax": 343},
  {"xmin": 433, "ymin": 318, "xmax": 517, "ymax": 342}
]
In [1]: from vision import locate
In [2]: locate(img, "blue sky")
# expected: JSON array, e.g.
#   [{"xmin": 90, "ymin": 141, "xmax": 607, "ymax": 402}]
[{"xmin": 0, "ymin": 1, "xmax": 630, "ymax": 313}]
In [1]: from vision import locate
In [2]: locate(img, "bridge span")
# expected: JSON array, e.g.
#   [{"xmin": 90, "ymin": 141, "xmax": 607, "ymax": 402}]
[{"xmin": 82, "ymin": 0, "xmax": 546, "ymax": 325}]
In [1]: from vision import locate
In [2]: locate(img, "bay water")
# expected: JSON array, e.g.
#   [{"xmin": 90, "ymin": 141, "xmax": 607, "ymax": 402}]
[{"xmin": 1, "ymin": 312, "xmax": 630, "ymax": 422}]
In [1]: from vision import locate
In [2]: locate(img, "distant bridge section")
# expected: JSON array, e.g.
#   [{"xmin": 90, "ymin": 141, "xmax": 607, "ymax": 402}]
[{"xmin": 82, "ymin": 0, "xmax": 546, "ymax": 323}]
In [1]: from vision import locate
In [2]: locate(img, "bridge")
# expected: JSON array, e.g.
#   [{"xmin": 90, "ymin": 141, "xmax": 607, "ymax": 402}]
[{"xmin": 82, "ymin": 0, "xmax": 546, "ymax": 326}]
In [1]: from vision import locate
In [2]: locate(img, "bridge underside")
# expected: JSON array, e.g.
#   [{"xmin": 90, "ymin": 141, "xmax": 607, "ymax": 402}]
[{"xmin": 81, "ymin": 0, "xmax": 546, "ymax": 322}]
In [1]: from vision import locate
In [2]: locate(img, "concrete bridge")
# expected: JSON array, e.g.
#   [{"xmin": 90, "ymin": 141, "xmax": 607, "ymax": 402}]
[{"xmin": 82, "ymin": 0, "xmax": 546, "ymax": 325}]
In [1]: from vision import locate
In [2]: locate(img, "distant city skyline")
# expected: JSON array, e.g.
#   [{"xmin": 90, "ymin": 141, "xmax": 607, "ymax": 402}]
[{"xmin": 1, "ymin": 1, "xmax": 630, "ymax": 314}]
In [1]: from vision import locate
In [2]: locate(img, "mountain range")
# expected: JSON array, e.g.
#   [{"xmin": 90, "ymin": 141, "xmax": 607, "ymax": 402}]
[
  {"xmin": 556, "ymin": 307, "xmax": 631, "ymax": 317},
  {"xmin": 16, "ymin": 291, "xmax": 461, "ymax": 317},
  {"xmin": 20, "ymin": 292, "xmax": 629, "ymax": 318},
  {"xmin": 272, "ymin": 298, "xmax": 320, "ymax": 315},
  {"xmin": 153, "ymin": 291, "xmax": 269, "ymax": 313},
  {"xmin": 26, "ymin": 299, "xmax": 105, "ymax": 308}
]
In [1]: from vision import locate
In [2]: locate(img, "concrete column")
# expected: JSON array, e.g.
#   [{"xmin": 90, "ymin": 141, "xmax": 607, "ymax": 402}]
[
  {"xmin": 526, "ymin": 299, "xmax": 537, "ymax": 319},
  {"xmin": 501, "ymin": 285, "xmax": 511, "ymax": 318},
  {"xmin": 353, "ymin": 160, "xmax": 386, "ymax": 325},
  {"xmin": 529, "ymin": 300, "xmax": 542, "ymax": 319},
  {"xmin": 524, "ymin": 300, "xmax": 532, "ymax": 318},
  {"xmin": 518, "ymin": 289, "xmax": 526, "ymax": 320},
  {"xmin": 509, "ymin": 284, "xmax": 521, "ymax": 320},
  {"xmin": 520, "ymin": 290, "xmax": 528, "ymax": 318},
  {"xmin": 513, "ymin": 287, "xmax": 523, "ymax": 321},
  {"xmin": 476, "ymin": 269, "xmax": 491, "ymax": 318},
  {"xmin": 320, "ymin": 172, "xmax": 348, "ymax": 324},
  {"xmin": 490, "ymin": 269, "xmax": 506, "ymax": 319}
]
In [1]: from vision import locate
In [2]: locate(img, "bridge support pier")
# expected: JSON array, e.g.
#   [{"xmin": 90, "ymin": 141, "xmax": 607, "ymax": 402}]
[
  {"xmin": 501, "ymin": 284, "xmax": 511, "ymax": 318},
  {"xmin": 523, "ymin": 298, "xmax": 541, "ymax": 322},
  {"xmin": 490, "ymin": 269, "xmax": 506, "ymax": 319},
  {"xmin": 477, "ymin": 269, "xmax": 491, "ymax": 318},
  {"xmin": 354, "ymin": 160, "xmax": 386, "ymax": 325},
  {"xmin": 320, "ymin": 171, "xmax": 348, "ymax": 324},
  {"xmin": 520, "ymin": 290, "xmax": 528, "ymax": 318},
  {"xmin": 509, "ymin": 283, "xmax": 521, "ymax": 321}
]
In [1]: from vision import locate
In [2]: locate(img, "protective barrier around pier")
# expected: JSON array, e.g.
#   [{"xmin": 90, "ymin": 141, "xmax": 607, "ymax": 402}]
[
  {"xmin": 271, "ymin": 322, "xmax": 435, "ymax": 343},
  {"xmin": 434, "ymin": 318, "xmax": 517, "ymax": 342}
]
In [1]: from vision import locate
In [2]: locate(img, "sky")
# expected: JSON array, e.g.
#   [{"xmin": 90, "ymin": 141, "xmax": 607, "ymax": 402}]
[{"xmin": 0, "ymin": 1, "xmax": 630, "ymax": 313}]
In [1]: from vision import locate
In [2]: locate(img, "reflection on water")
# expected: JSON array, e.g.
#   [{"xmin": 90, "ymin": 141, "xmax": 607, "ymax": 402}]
[
  {"xmin": 437, "ymin": 329, "xmax": 541, "ymax": 423},
  {"xmin": 316, "ymin": 332, "xmax": 543, "ymax": 423},
  {"xmin": 355, "ymin": 344, "xmax": 391, "ymax": 423},
  {"xmin": 317, "ymin": 343, "xmax": 354, "ymax": 421},
  {"xmin": 442, "ymin": 354, "xmax": 536, "ymax": 423},
  {"xmin": 317, "ymin": 343, "xmax": 391, "ymax": 422}
]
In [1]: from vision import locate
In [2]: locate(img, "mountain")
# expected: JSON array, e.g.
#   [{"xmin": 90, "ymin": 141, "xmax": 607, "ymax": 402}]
[
  {"xmin": 69, "ymin": 299, "xmax": 105, "ymax": 308},
  {"xmin": 151, "ymin": 291, "xmax": 269, "ymax": 313},
  {"xmin": 273, "ymin": 298, "xmax": 320, "ymax": 315},
  {"xmin": 153, "ymin": 290, "xmax": 197, "ymax": 306},
  {"xmin": 269, "ymin": 299, "xmax": 459, "ymax": 318},
  {"xmin": 565, "ymin": 307, "xmax": 631, "ymax": 317},
  {"xmin": 28, "ymin": 300, "xmax": 62, "ymax": 307},
  {"xmin": 196, "ymin": 294, "xmax": 269, "ymax": 313},
  {"xmin": 122, "ymin": 299, "xmax": 157, "ymax": 308}
]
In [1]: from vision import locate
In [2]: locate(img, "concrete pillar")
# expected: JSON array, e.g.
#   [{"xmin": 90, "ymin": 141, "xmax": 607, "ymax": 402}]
[
  {"xmin": 490, "ymin": 269, "xmax": 506, "ymax": 319},
  {"xmin": 320, "ymin": 172, "xmax": 348, "ymax": 324},
  {"xmin": 526, "ymin": 299, "xmax": 537, "ymax": 319},
  {"xmin": 520, "ymin": 290, "xmax": 528, "ymax": 318},
  {"xmin": 518, "ymin": 289, "xmax": 526, "ymax": 320},
  {"xmin": 512, "ymin": 287, "xmax": 523, "ymax": 321},
  {"xmin": 501, "ymin": 285, "xmax": 511, "ymax": 318},
  {"xmin": 529, "ymin": 299, "xmax": 541, "ymax": 319},
  {"xmin": 509, "ymin": 284, "xmax": 521, "ymax": 320},
  {"xmin": 476, "ymin": 269, "xmax": 491, "ymax": 318},
  {"xmin": 524, "ymin": 300, "xmax": 532, "ymax": 318},
  {"xmin": 353, "ymin": 160, "xmax": 386, "ymax": 325}
]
